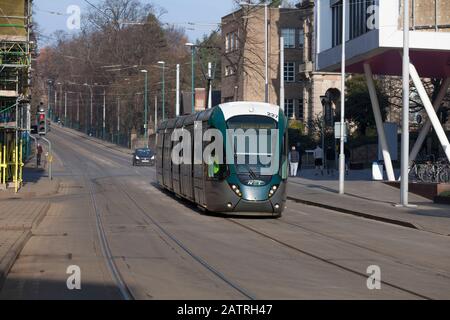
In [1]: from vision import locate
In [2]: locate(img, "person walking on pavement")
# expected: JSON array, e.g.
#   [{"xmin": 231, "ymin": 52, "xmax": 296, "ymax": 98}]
[
  {"xmin": 36, "ymin": 143, "xmax": 43, "ymax": 167},
  {"xmin": 313, "ymin": 145, "xmax": 324, "ymax": 176},
  {"xmin": 344, "ymin": 146, "xmax": 351, "ymax": 176},
  {"xmin": 296, "ymin": 142, "xmax": 303, "ymax": 173},
  {"xmin": 326, "ymin": 146, "xmax": 336, "ymax": 176},
  {"xmin": 289, "ymin": 146, "xmax": 300, "ymax": 177}
]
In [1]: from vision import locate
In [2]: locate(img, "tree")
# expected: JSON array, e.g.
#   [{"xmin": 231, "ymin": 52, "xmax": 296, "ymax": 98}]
[{"xmin": 343, "ymin": 75, "xmax": 389, "ymax": 136}]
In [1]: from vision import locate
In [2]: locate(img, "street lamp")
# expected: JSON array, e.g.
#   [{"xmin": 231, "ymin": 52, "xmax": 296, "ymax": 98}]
[
  {"xmin": 338, "ymin": 0, "xmax": 347, "ymax": 195},
  {"xmin": 140, "ymin": 69, "xmax": 149, "ymax": 147},
  {"xmin": 56, "ymin": 82, "xmax": 62, "ymax": 121},
  {"xmin": 83, "ymin": 83, "xmax": 93, "ymax": 135},
  {"xmin": 47, "ymin": 80, "xmax": 52, "ymax": 119},
  {"xmin": 239, "ymin": 1, "xmax": 268, "ymax": 103},
  {"xmin": 185, "ymin": 43, "xmax": 196, "ymax": 114},
  {"xmin": 157, "ymin": 61, "xmax": 166, "ymax": 121}
]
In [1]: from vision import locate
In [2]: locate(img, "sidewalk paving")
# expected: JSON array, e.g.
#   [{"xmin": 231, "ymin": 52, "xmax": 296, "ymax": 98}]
[
  {"xmin": 287, "ymin": 169, "xmax": 450, "ymax": 236},
  {"xmin": 0, "ymin": 159, "xmax": 59, "ymax": 289}
]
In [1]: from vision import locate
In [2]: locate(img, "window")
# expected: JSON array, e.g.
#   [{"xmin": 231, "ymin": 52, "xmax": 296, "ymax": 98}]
[
  {"xmin": 297, "ymin": 99, "xmax": 304, "ymax": 121},
  {"xmin": 231, "ymin": 33, "xmax": 236, "ymax": 51},
  {"xmin": 284, "ymin": 62, "xmax": 295, "ymax": 82},
  {"xmin": 281, "ymin": 28, "xmax": 296, "ymax": 48},
  {"xmin": 225, "ymin": 32, "xmax": 239, "ymax": 53},
  {"xmin": 225, "ymin": 65, "xmax": 235, "ymax": 77},
  {"xmin": 332, "ymin": 1, "xmax": 343, "ymax": 47},
  {"xmin": 285, "ymin": 99, "xmax": 295, "ymax": 119},
  {"xmin": 349, "ymin": 0, "xmax": 376, "ymax": 40},
  {"xmin": 299, "ymin": 29, "xmax": 305, "ymax": 47}
]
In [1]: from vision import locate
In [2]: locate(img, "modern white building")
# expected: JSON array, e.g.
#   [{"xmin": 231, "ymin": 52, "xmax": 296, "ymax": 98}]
[{"xmin": 315, "ymin": 0, "xmax": 450, "ymax": 184}]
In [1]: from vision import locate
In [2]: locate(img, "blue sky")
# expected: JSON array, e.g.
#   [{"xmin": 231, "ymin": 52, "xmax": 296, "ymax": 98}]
[{"xmin": 34, "ymin": 0, "xmax": 235, "ymax": 45}]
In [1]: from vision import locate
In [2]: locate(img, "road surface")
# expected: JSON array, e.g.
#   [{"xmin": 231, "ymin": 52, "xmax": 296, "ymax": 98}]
[{"xmin": 1, "ymin": 126, "xmax": 450, "ymax": 300}]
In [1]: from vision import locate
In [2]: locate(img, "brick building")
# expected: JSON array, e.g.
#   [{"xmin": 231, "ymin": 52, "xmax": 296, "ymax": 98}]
[{"xmin": 220, "ymin": 0, "xmax": 341, "ymax": 126}]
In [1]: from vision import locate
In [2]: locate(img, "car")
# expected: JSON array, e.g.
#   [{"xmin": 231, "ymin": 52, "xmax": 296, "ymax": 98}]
[{"xmin": 132, "ymin": 148, "xmax": 155, "ymax": 166}]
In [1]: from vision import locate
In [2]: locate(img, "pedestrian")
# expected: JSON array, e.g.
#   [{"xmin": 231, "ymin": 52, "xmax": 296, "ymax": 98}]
[
  {"xmin": 296, "ymin": 142, "xmax": 303, "ymax": 173},
  {"xmin": 313, "ymin": 145, "xmax": 324, "ymax": 176},
  {"xmin": 36, "ymin": 143, "xmax": 43, "ymax": 167},
  {"xmin": 344, "ymin": 146, "xmax": 351, "ymax": 176},
  {"xmin": 326, "ymin": 146, "xmax": 336, "ymax": 176},
  {"xmin": 288, "ymin": 146, "xmax": 300, "ymax": 177}
]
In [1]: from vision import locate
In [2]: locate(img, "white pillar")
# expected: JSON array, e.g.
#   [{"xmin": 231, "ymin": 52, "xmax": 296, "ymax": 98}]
[
  {"xmin": 176, "ymin": 64, "xmax": 180, "ymax": 116},
  {"xmin": 280, "ymin": 37, "xmax": 285, "ymax": 112},
  {"xmin": 155, "ymin": 95, "xmax": 158, "ymax": 131},
  {"xmin": 409, "ymin": 77, "xmax": 450, "ymax": 161},
  {"xmin": 400, "ymin": 0, "xmax": 410, "ymax": 206},
  {"xmin": 410, "ymin": 64, "xmax": 450, "ymax": 162},
  {"xmin": 208, "ymin": 62, "xmax": 213, "ymax": 109},
  {"xmin": 264, "ymin": 3, "xmax": 268, "ymax": 103},
  {"xmin": 363, "ymin": 63, "xmax": 396, "ymax": 181},
  {"xmin": 64, "ymin": 92, "xmax": 67, "ymax": 123},
  {"xmin": 338, "ymin": 0, "xmax": 347, "ymax": 195}
]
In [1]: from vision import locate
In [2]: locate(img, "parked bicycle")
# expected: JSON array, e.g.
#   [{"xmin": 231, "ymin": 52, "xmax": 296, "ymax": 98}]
[{"xmin": 409, "ymin": 158, "xmax": 450, "ymax": 184}]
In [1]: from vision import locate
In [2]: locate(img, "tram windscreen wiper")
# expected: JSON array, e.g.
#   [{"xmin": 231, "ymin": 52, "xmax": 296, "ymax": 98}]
[{"xmin": 233, "ymin": 143, "xmax": 258, "ymax": 179}]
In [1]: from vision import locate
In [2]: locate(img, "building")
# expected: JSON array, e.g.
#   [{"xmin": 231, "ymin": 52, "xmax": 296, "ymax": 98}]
[
  {"xmin": 220, "ymin": 0, "xmax": 341, "ymax": 126},
  {"xmin": 0, "ymin": 0, "xmax": 33, "ymax": 191},
  {"xmin": 315, "ymin": 0, "xmax": 450, "ymax": 184}
]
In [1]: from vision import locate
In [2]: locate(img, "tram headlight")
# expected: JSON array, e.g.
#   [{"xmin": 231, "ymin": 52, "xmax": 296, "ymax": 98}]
[
  {"xmin": 268, "ymin": 185, "xmax": 279, "ymax": 198},
  {"xmin": 230, "ymin": 185, "xmax": 242, "ymax": 197}
]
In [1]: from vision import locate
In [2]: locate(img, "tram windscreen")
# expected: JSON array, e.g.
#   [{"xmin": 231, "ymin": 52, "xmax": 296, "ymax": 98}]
[{"xmin": 227, "ymin": 115, "xmax": 279, "ymax": 177}]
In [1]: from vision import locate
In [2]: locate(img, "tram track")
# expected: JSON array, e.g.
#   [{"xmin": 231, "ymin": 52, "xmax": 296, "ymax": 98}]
[
  {"xmin": 51, "ymin": 127, "xmax": 440, "ymax": 299},
  {"xmin": 51, "ymin": 133, "xmax": 135, "ymax": 300},
  {"xmin": 276, "ymin": 208, "xmax": 450, "ymax": 281},
  {"xmin": 52, "ymin": 128, "xmax": 257, "ymax": 300},
  {"xmin": 114, "ymin": 179, "xmax": 257, "ymax": 300},
  {"xmin": 227, "ymin": 217, "xmax": 433, "ymax": 300}
]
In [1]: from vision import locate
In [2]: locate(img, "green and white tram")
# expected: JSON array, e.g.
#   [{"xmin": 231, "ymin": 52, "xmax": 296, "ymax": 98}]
[{"xmin": 156, "ymin": 102, "xmax": 288, "ymax": 217}]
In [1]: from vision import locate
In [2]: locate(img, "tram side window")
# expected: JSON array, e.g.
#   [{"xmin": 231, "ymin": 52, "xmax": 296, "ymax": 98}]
[{"xmin": 203, "ymin": 123, "xmax": 228, "ymax": 180}]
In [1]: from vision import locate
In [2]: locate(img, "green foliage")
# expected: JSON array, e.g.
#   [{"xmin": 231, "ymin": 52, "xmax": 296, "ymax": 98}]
[
  {"xmin": 288, "ymin": 120, "xmax": 305, "ymax": 133},
  {"xmin": 344, "ymin": 75, "xmax": 389, "ymax": 135},
  {"xmin": 440, "ymin": 191, "xmax": 450, "ymax": 198}
]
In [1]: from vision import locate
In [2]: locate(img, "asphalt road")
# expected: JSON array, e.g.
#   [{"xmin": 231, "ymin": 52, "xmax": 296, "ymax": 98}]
[{"xmin": 1, "ymin": 126, "xmax": 450, "ymax": 300}]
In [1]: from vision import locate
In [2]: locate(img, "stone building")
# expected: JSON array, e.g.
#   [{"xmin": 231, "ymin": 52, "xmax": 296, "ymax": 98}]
[{"xmin": 220, "ymin": 0, "xmax": 341, "ymax": 126}]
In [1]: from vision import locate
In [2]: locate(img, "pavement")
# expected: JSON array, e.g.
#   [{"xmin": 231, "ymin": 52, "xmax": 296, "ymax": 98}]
[
  {"xmin": 0, "ymin": 151, "xmax": 60, "ymax": 290},
  {"xmin": 287, "ymin": 169, "xmax": 450, "ymax": 236}
]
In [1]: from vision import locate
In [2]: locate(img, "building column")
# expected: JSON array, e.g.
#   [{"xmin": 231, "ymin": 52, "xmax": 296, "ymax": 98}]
[
  {"xmin": 409, "ymin": 77, "xmax": 450, "ymax": 161},
  {"xmin": 363, "ymin": 63, "xmax": 396, "ymax": 181},
  {"xmin": 409, "ymin": 64, "xmax": 450, "ymax": 162}
]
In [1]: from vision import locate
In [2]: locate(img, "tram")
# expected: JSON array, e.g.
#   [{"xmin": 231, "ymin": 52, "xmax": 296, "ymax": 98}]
[{"xmin": 156, "ymin": 102, "xmax": 288, "ymax": 217}]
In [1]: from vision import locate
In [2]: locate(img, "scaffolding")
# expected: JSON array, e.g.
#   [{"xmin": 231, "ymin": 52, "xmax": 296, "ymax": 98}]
[{"xmin": 0, "ymin": 0, "xmax": 32, "ymax": 192}]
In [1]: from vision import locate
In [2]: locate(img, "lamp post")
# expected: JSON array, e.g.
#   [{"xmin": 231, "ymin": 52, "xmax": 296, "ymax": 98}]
[
  {"xmin": 400, "ymin": 0, "xmax": 411, "ymax": 206},
  {"xmin": 64, "ymin": 91, "xmax": 67, "ymax": 127},
  {"xmin": 83, "ymin": 83, "xmax": 93, "ymax": 135},
  {"xmin": 338, "ymin": 0, "xmax": 347, "ymax": 195},
  {"xmin": 47, "ymin": 80, "xmax": 52, "ymax": 119},
  {"xmin": 157, "ymin": 61, "xmax": 166, "ymax": 121},
  {"xmin": 140, "ymin": 69, "xmax": 149, "ymax": 147},
  {"xmin": 185, "ymin": 43, "xmax": 196, "ymax": 114},
  {"xmin": 102, "ymin": 88, "xmax": 106, "ymax": 139},
  {"xmin": 239, "ymin": 1, "xmax": 269, "ymax": 103},
  {"xmin": 56, "ymin": 82, "xmax": 62, "ymax": 121}
]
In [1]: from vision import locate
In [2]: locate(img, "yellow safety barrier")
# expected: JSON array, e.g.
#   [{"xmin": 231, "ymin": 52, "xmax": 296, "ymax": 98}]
[
  {"xmin": 0, "ymin": 134, "xmax": 24, "ymax": 192},
  {"xmin": 0, "ymin": 144, "xmax": 6, "ymax": 186}
]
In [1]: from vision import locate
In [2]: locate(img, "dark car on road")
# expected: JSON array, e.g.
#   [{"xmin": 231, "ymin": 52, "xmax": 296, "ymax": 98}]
[{"xmin": 132, "ymin": 148, "xmax": 155, "ymax": 166}]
